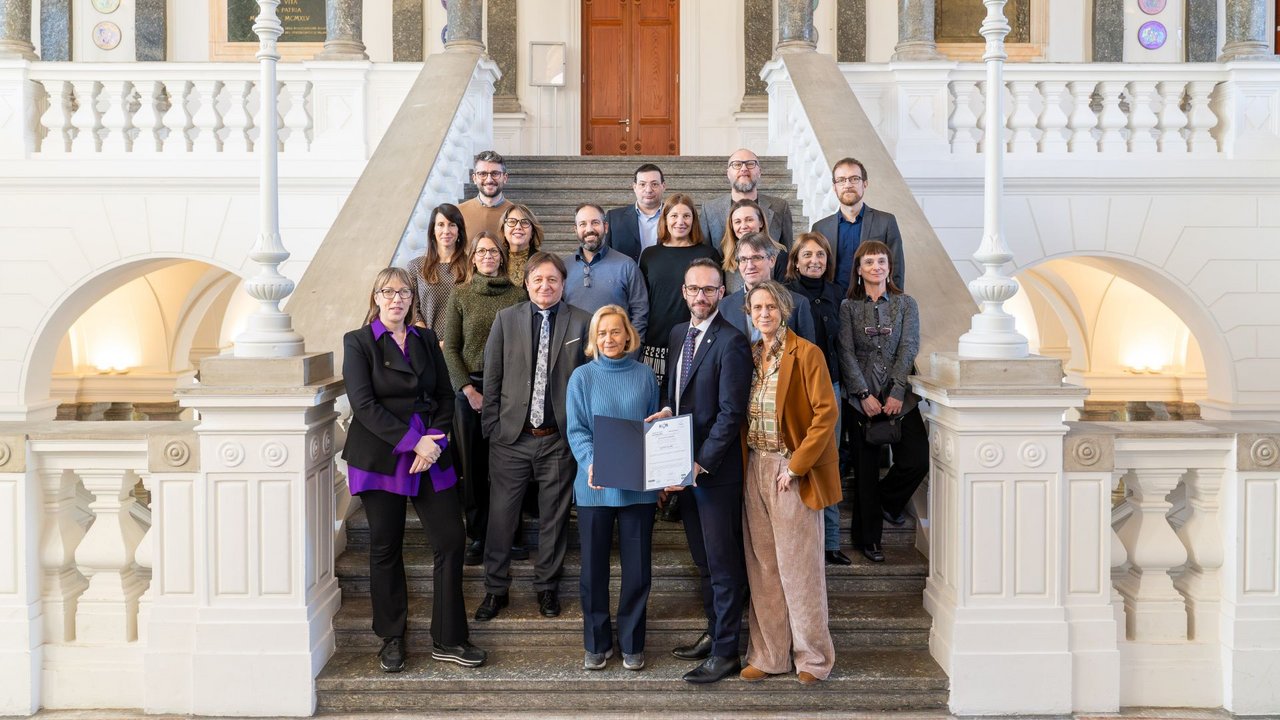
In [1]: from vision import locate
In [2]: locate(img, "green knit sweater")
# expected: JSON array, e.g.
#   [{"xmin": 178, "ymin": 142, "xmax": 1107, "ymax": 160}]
[{"xmin": 441, "ymin": 273, "xmax": 528, "ymax": 390}]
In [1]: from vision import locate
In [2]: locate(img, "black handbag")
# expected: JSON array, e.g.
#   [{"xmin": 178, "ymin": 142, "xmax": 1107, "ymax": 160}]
[{"xmin": 864, "ymin": 414, "xmax": 901, "ymax": 446}]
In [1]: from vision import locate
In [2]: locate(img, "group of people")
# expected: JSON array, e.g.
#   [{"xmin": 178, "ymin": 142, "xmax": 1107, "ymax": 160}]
[{"xmin": 340, "ymin": 149, "xmax": 931, "ymax": 684}]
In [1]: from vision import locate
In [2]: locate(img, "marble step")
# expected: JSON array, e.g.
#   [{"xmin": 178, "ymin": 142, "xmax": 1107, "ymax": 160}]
[
  {"xmin": 342, "ymin": 504, "xmax": 920, "ymax": 551},
  {"xmin": 500, "ymin": 155, "xmax": 792, "ymax": 171},
  {"xmin": 333, "ymin": 591, "xmax": 932, "ymax": 650},
  {"xmin": 335, "ymin": 543, "xmax": 928, "ymax": 597},
  {"xmin": 315, "ymin": 646, "xmax": 948, "ymax": 713}
]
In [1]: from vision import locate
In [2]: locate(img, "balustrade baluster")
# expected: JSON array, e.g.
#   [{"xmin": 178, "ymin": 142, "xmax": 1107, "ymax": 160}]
[
  {"xmin": 1173, "ymin": 468, "xmax": 1224, "ymax": 641},
  {"xmin": 1036, "ymin": 80, "xmax": 1069, "ymax": 153},
  {"xmin": 99, "ymin": 80, "xmax": 134, "ymax": 153},
  {"xmin": 1155, "ymin": 81, "xmax": 1190, "ymax": 153},
  {"xmin": 281, "ymin": 80, "xmax": 310, "ymax": 153},
  {"xmin": 133, "ymin": 471, "xmax": 155, "ymax": 642},
  {"xmin": 39, "ymin": 80, "xmax": 74, "ymax": 153},
  {"xmin": 948, "ymin": 80, "xmax": 981, "ymax": 154},
  {"xmin": 160, "ymin": 80, "xmax": 191, "ymax": 153},
  {"xmin": 1006, "ymin": 80, "xmax": 1039, "ymax": 154},
  {"xmin": 222, "ymin": 80, "xmax": 255, "ymax": 153},
  {"xmin": 67, "ymin": 80, "xmax": 101, "ymax": 154},
  {"xmin": 1185, "ymin": 80, "xmax": 1219, "ymax": 154},
  {"xmin": 1114, "ymin": 468, "xmax": 1190, "ymax": 641},
  {"xmin": 189, "ymin": 79, "xmax": 223, "ymax": 154},
  {"xmin": 1125, "ymin": 80, "xmax": 1159, "ymax": 153},
  {"xmin": 132, "ymin": 80, "xmax": 163, "ymax": 154},
  {"xmin": 1096, "ymin": 81, "xmax": 1127, "ymax": 154},
  {"xmin": 38, "ymin": 468, "xmax": 88, "ymax": 643},
  {"xmin": 72, "ymin": 468, "xmax": 148, "ymax": 643},
  {"xmin": 1110, "ymin": 470, "xmax": 1128, "ymax": 642},
  {"xmin": 1066, "ymin": 80, "xmax": 1099, "ymax": 153}
]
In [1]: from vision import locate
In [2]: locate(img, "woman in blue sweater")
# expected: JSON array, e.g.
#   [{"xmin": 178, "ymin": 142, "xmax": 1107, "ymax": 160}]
[{"xmin": 566, "ymin": 304, "xmax": 661, "ymax": 673}]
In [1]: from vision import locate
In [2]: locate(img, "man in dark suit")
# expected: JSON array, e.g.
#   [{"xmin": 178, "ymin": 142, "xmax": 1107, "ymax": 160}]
[
  {"xmin": 603, "ymin": 163, "xmax": 666, "ymax": 262},
  {"xmin": 477, "ymin": 252, "xmax": 592, "ymax": 622},
  {"xmin": 700, "ymin": 148, "xmax": 794, "ymax": 251},
  {"xmin": 646, "ymin": 258, "xmax": 752, "ymax": 684},
  {"xmin": 810, "ymin": 156, "xmax": 905, "ymax": 294},
  {"xmin": 718, "ymin": 232, "xmax": 818, "ymax": 345}
]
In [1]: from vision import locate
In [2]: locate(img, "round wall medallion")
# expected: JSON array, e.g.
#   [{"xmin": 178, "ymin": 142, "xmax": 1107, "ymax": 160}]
[
  {"xmin": 1071, "ymin": 439, "xmax": 1102, "ymax": 467},
  {"xmin": 1137, "ymin": 0, "xmax": 1166, "ymax": 15},
  {"xmin": 92, "ymin": 21, "xmax": 122, "ymax": 50},
  {"xmin": 163, "ymin": 440, "xmax": 191, "ymax": 468},
  {"xmin": 1250, "ymin": 438, "xmax": 1279, "ymax": 467},
  {"xmin": 1138, "ymin": 21, "xmax": 1167, "ymax": 50},
  {"xmin": 0, "ymin": 442, "xmax": 10, "ymax": 466},
  {"xmin": 976, "ymin": 442, "xmax": 1005, "ymax": 468},
  {"xmin": 1019, "ymin": 441, "xmax": 1047, "ymax": 469},
  {"xmin": 219, "ymin": 442, "xmax": 245, "ymax": 468},
  {"xmin": 309, "ymin": 436, "xmax": 321, "ymax": 462},
  {"xmin": 263, "ymin": 442, "xmax": 289, "ymax": 468},
  {"xmin": 92, "ymin": 0, "xmax": 121, "ymax": 13}
]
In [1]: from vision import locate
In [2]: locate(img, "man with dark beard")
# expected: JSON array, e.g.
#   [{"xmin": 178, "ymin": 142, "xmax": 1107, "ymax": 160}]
[
  {"xmin": 564, "ymin": 203, "xmax": 649, "ymax": 339},
  {"xmin": 458, "ymin": 150, "xmax": 514, "ymax": 240},
  {"xmin": 810, "ymin": 157, "xmax": 905, "ymax": 294},
  {"xmin": 700, "ymin": 148, "xmax": 794, "ymax": 251}
]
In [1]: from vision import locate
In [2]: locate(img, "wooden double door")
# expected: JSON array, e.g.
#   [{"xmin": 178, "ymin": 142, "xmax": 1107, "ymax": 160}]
[{"xmin": 581, "ymin": 0, "xmax": 680, "ymax": 155}]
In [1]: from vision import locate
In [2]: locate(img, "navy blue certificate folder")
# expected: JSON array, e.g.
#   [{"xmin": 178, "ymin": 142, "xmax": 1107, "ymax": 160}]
[{"xmin": 593, "ymin": 414, "xmax": 695, "ymax": 491}]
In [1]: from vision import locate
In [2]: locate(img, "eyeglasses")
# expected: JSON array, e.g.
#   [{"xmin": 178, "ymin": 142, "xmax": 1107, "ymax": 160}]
[
  {"xmin": 728, "ymin": 160, "xmax": 760, "ymax": 171},
  {"xmin": 736, "ymin": 254, "xmax": 769, "ymax": 266},
  {"xmin": 864, "ymin": 326, "xmax": 892, "ymax": 337},
  {"xmin": 834, "ymin": 176, "xmax": 865, "ymax": 186},
  {"xmin": 473, "ymin": 170, "xmax": 506, "ymax": 179},
  {"xmin": 378, "ymin": 288, "xmax": 413, "ymax": 300},
  {"xmin": 581, "ymin": 263, "xmax": 592, "ymax": 288},
  {"xmin": 473, "ymin": 247, "xmax": 501, "ymax": 257},
  {"xmin": 503, "ymin": 218, "xmax": 532, "ymax": 229},
  {"xmin": 683, "ymin": 285, "xmax": 722, "ymax": 297}
]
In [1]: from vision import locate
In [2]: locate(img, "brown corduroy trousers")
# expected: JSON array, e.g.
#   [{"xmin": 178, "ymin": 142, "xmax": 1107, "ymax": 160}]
[{"xmin": 742, "ymin": 449, "xmax": 836, "ymax": 679}]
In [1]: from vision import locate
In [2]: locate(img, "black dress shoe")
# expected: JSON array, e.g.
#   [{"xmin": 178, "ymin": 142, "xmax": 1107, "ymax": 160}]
[
  {"xmin": 431, "ymin": 640, "xmax": 487, "ymax": 668},
  {"xmin": 537, "ymin": 589, "xmax": 561, "ymax": 617},
  {"xmin": 464, "ymin": 540, "xmax": 483, "ymax": 566},
  {"xmin": 474, "ymin": 592, "xmax": 508, "ymax": 621},
  {"xmin": 671, "ymin": 632, "xmax": 713, "ymax": 660},
  {"xmin": 882, "ymin": 509, "xmax": 907, "ymax": 526},
  {"xmin": 825, "ymin": 550, "xmax": 852, "ymax": 566},
  {"xmin": 510, "ymin": 544, "xmax": 530, "ymax": 561},
  {"xmin": 861, "ymin": 543, "xmax": 886, "ymax": 562},
  {"xmin": 379, "ymin": 637, "xmax": 405, "ymax": 673},
  {"xmin": 682, "ymin": 655, "xmax": 742, "ymax": 684}
]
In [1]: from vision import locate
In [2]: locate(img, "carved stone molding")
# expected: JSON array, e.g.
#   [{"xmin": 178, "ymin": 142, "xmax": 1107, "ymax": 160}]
[
  {"xmin": 1019, "ymin": 441, "xmax": 1047, "ymax": 469},
  {"xmin": 0, "ymin": 435, "xmax": 24, "ymax": 472},
  {"xmin": 1238, "ymin": 434, "xmax": 1280, "ymax": 471},
  {"xmin": 976, "ymin": 441, "xmax": 1004, "ymax": 468},
  {"xmin": 149, "ymin": 432, "xmax": 200, "ymax": 472},
  {"xmin": 1063, "ymin": 433, "xmax": 1115, "ymax": 472},
  {"xmin": 219, "ymin": 441, "xmax": 246, "ymax": 468},
  {"xmin": 262, "ymin": 441, "xmax": 289, "ymax": 468}
]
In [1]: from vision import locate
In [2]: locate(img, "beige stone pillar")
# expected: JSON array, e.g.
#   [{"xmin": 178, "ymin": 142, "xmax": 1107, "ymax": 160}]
[{"xmin": 892, "ymin": 0, "xmax": 943, "ymax": 61}]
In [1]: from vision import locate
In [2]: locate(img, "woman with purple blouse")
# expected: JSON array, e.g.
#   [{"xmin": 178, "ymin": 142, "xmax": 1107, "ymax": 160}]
[{"xmin": 342, "ymin": 267, "xmax": 487, "ymax": 673}]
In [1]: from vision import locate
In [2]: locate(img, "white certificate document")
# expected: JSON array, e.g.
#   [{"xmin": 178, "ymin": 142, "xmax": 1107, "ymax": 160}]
[{"xmin": 644, "ymin": 414, "xmax": 695, "ymax": 491}]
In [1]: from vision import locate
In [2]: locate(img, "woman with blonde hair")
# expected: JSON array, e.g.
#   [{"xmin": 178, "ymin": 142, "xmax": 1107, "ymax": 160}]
[
  {"xmin": 719, "ymin": 198, "xmax": 788, "ymax": 293},
  {"xmin": 738, "ymin": 279, "xmax": 840, "ymax": 684},
  {"xmin": 342, "ymin": 266, "xmax": 486, "ymax": 672},
  {"xmin": 637, "ymin": 193, "xmax": 722, "ymax": 384},
  {"xmin": 499, "ymin": 203, "xmax": 544, "ymax": 285},
  {"xmin": 566, "ymin": 305, "xmax": 661, "ymax": 672}
]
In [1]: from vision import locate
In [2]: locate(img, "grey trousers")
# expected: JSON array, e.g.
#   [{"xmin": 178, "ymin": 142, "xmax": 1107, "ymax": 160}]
[{"xmin": 483, "ymin": 431, "xmax": 576, "ymax": 594}]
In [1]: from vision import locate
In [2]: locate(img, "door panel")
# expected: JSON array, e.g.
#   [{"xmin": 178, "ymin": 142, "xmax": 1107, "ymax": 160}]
[{"xmin": 582, "ymin": 0, "xmax": 679, "ymax": 155}]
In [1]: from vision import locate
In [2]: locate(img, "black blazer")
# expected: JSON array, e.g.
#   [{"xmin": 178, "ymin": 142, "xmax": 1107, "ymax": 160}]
[
  {"xmin": 603, "ymin": 205, "xmax": 644, "ymax": 262},
  {"xmin": 661, "ymin": 313, "xmax": 752, "ymax": 488},
  {"xmin": 342, "ymin": 324, "xmax": 455, "ymax": 476}
]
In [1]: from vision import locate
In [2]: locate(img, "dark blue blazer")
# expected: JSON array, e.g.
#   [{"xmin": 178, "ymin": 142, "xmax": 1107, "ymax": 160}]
[
  {"xmin": 603, "ymin": 205, "xmax": 644, "ymax": 263},
  {"xmin": 661, "ymin": 313, "xmax": 752, "ymax": 488}
]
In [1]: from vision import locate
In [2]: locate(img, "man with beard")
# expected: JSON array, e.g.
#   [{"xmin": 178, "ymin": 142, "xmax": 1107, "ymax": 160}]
[
  {"xmin": 565, "ymin": 203, "xmax": 649, "ymax": 338},
  {"xmin": 459, "ymin": 150, "xmax": 514, "ymax": 240},
  {"xmin": 645, "ymin": 258, "xmax": 752, "ymax": 684},
  {"xmin": 811, "ymin": 157, "xmax": 905, "ymax": 294},
  {"xmin": 603, "ymin": 163, "xmax": 666, "ymax": 262},
  {"xmin": 700, "ymin": 149, "xmax": 794, "ymax": 252}
]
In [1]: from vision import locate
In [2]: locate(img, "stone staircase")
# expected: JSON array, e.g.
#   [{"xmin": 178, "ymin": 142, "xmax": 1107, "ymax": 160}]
[
  {"xmin": 315, "ymin": 502, "xmax": 948, "ymax": 715},
  {"xmin": 468, "ymin": 155, "xmax": 810, "ymax": 254}
]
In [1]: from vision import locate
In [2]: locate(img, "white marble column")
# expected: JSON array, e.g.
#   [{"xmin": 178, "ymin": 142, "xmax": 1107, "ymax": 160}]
[{"xmin": 0, "ymin": 0, "xmax": 36, "ymax": 60}]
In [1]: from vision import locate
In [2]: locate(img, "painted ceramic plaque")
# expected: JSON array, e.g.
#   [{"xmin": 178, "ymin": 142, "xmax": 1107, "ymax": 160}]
[
  {"xmin": 1138, "ymin": 20, "xmax": 1167, "ymax": 50},
  {"xmin": 92, "ymin": 21, "xmax": 122, "ymax": 50},
  {"xmin": 1137, "ymin": 0, "xmax": 1166, "ymax": 14},
  {"xmin": 91, "ymin": 0, "xmax": 121, "ymax": 13}
]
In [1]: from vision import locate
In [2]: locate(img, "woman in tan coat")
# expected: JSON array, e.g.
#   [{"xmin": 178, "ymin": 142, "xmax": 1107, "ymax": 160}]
[{"xmin": 738, "ymin": 280, "xmax": 841, "ymax": 685}]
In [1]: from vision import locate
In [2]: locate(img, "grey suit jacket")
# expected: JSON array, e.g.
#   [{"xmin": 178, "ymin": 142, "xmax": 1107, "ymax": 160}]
[
  {"xmin": 811, "ymin": 205, "xmax": 905, "ymax": 292},
  {"xmin": 700, "ymin": 192, "xmax": 794, "ymax": 251},
  {"xmin": 480, "ymin": 301, "xmax": 592, "ymax": 445}
]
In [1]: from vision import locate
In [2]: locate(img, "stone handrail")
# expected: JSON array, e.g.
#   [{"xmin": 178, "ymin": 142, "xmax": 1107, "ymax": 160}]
[
  {"xmin": 0, "ymin": 420, "xmax": 199, "ymax": 711},
  {"xmin": 836, "ymin": 62, "xmax": 1280, "ymax": 168},
  {"xmin": 1061, "ymin": 420, "xmax": 1280, "ymax": 709}
]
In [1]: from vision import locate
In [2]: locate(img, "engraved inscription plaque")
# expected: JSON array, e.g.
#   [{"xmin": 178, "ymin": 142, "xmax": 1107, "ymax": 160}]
[
  {"xmin": 226, "ymin": 0, "xmax": 326, "ymax": 43},
  {"xmin": 936, "ymin": 0, "xmax": 1030, "ymax": 44}
]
